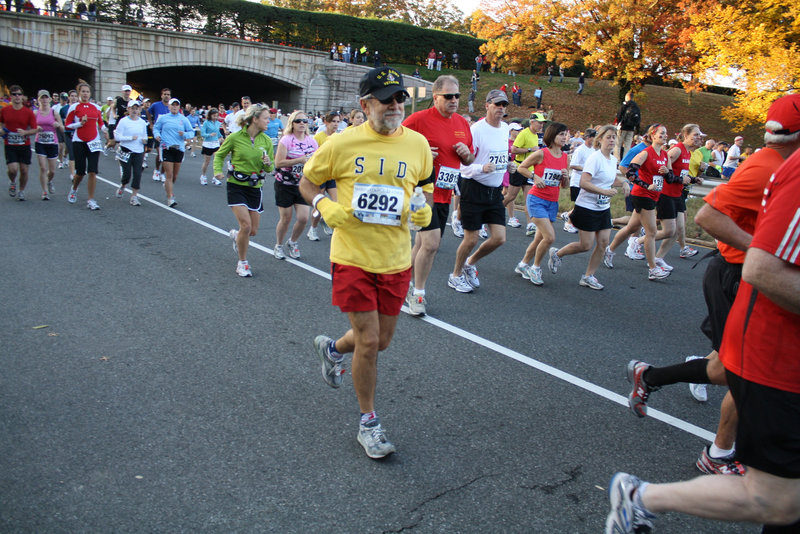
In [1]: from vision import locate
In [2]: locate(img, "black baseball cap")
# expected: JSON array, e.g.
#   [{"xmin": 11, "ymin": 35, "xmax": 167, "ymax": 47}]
[{"xmin": 359, "ymin": 67, "xmax": 409, "ymax": 101}]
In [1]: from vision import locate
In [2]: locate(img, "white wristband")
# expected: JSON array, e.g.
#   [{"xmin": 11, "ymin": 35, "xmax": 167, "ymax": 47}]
[{"xmin": 312, "ymin": 193, "xmax": 325, "ymax": 208}]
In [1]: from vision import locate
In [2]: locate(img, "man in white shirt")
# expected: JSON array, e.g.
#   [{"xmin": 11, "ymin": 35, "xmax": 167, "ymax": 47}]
[
  {"xmin": 448, "ymin": 89, "xmax": 513, "ymax": 293},
  {"xmin": 722, "ymin": 135, "xmax": 743, "ymax": 178}
]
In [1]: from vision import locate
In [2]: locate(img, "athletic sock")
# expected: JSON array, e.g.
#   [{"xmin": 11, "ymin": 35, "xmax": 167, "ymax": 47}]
[
  {"xmin": 413, "ymin": 288, "xmax": 425, "ymax": 297},
  {"xmin": 643, "ymin": 358, "xmax": 710, "ymax": 388},
  {"xmin": 329, "ymin": 340, "xmax": 342, "ymax": 359},
  {"xmin": 360, "ymin": 411, "xmax": 376, "ymax": 426},
  {"xmin": 709, "ymin": 444, "xmax": 734, "ymax": 459}
]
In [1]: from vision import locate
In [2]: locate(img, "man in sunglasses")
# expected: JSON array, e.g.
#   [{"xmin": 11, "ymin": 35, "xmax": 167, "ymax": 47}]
[
  {"xmin": 403, "ymin": 75, "xmax": 474, "ymax": 316},
  {"xmin": 300, "ymin": 67, "xmax": 434, "ymax": 459},
  {"xmin": 1, "ymin": 85, "xmax": 38, "ymax": 200},
  {"xmin": 448, "ymin": 89, "xmax": 513, "ymax": 293}
]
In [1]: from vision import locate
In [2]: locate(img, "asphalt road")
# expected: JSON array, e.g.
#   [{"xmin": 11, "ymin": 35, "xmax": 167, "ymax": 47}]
[{"xmin": 1, "ymin": 148, "xmax": 757, "ymax": 533}]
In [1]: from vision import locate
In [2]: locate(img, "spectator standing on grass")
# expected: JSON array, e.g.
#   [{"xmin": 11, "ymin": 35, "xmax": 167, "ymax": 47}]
[
  {"xmin": 615, "ymin": 92, "xmax": 641, "ymax": 161},
  {"xmin": 559, "ymin": 65, "xmax": 564, "ymax": 82},
  {"xmin": 512, "ymin": 82, "xmax": 521, "ymax": 106},
  {"xmin": 452, "ymin": 51, "xmax": 459, "ymax": 69},
  {"xmin": 427, "ymin": 49, "xmax": 436, "ymax": 70},
  {"xmin": 577, "ymin": 72, "xmax": 585, "ymax": 94},
  {"xmin": 534, "ymin": 86, "xmax": 543, "ymax": 108}
]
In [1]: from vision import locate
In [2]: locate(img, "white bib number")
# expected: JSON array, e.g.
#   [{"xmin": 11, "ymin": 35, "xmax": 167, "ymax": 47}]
[
  {"xmin": 7, "ymin": 132, "xmax": 25, "ymax": 145},
  {"xmin": 38, "ymin": 131, "xmax": 55, "ymax": 144},
  {"xmin": 116, "ymin": 147, "xmax": 131, "ymax": 163},
  {"xmin": 87, "ymin": 138, "xmax": 103, "ymax": 153},
  {"xmin": 542, "ymin": 167, "xmax": 562, "ymax": 187},
  {"xmin": 597, "ymin": 194, "xmax": 610, "ymax": 207},
  {"xmin": 291, "ymin": 163, "xmax": 304, "ymax": 180},
  {"xmin": 488, "ymin": 150, "xmax": 507, "ymax": 171},
  {"xmin": 351, "ymin": 183, "xmax": 404, "ymax": 226},
  {"xmin": 652, "ymin": 175, "xmax": 663, "ymax": 191},
  {"xmin": 435, "ymin": 166, "xmax": 459, "ymax": 190}
]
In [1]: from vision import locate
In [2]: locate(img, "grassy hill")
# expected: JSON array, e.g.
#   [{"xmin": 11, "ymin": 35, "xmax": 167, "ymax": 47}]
[{"xmin": 395, "ymin": 65, "xmax": 763, "ymax": 146}]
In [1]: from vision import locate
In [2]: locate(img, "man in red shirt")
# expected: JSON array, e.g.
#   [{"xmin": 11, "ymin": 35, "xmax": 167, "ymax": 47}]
[
  {"xmin": 0, "ymin": 85, "xmax": 38, "ymax": 200},
  {"xmin": 402, "ymin": 75, "xmax": 474, "ymax": 316},
  {"xmin": 607, "ymin": 95, "xmax": 800, "ymax": 534},
  {"xmin": 625, "ymin": 94, "xmax": 800, "ymax": 474}
]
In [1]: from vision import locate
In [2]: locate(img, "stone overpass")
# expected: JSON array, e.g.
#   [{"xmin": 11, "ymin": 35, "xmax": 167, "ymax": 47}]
[{"xmin": 0, "ymin": 11, "xmax": 431, "ymax": 111}]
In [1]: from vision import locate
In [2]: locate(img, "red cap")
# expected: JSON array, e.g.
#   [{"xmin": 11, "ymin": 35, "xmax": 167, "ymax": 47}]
[{"xmin": 766, "ymin": 94, "xmax": 800, "ymax": 135}]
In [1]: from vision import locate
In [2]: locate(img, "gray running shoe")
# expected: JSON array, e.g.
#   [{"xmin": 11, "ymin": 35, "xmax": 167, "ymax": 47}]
[
  {"xmin": 529, "ymin": 266, "xmax": 544, "ymax": 286},
  {"xmin": 525, "ymin": 223, "xmax": 536, "ymax": 236},
  {"xmin": 286, "ymin": 240, "xmax": 300, "ymax": 259},
  {"xmin": 451, "ymin": 218, "xmax": 464, "ymax": 238},
  {"xmin": 462, "ymin": 263, "xmax": 480, "ymax": 288},
  {"xmin": 314, "ymin": 335, "xmax": 345, "ymax": 388},
  {"xmin": 86, "ymin": 198, "xmax": 100, "ymax": 210},
  {"xmin": 514, "ymin": 263, "xmax": 531, "ymax": 280},
  {"xmin": 17, "ymin": 190, "xmax": 25, "ymax": 201},
  {"xmin": 129, "ymin": 196, "xmax": 141, "ymax": 206},
  {"xmin": 274, "ymin": 244, "xmax": 286, "ymax": 260},
  {"xmin": 548, "ymin": 247, "xmax": 561, "ymax": 274},
  {"xmin": 307, "ymin": 227, "xmax": 320, "ymax": 241},
  {"xmin": 357, "ymin": 418, "xmax": 396, "ymax": 459},
  {"xmin": 579, "ymin": 274, "xmax": 604, "ymax": 290},
  {"xmin": 605, "ymin": 472, "xmax": 655, "ymax": 534}
]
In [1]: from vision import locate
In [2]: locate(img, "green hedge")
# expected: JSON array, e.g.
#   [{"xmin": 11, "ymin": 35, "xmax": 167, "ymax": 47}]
[{"xmin": 165, "ymin": 0, "xmax": 485, "ymax": 66}]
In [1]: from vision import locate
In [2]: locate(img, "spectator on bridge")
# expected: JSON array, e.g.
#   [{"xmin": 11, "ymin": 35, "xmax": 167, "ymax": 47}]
[
  {"xmin": 22, "ymin": 0, "xmax": 36, "ymax": 13},
  {"xmin": 48, "ymin": 0, "xmax": 57, "ymax": 15},
  {"xmin": 61, "ymin": 0, "xmax": 72, "ymax": 17},
  {"xmin": 135, "ymin": 6, "xmax": 144, "ymax": 26},
  {"xmin": 87, "ymin": 1, "xmax": 95, "ymax": 20},
  {"xmin": 76, "ymin": 1, "xmax": 86, "ymax": 18}
]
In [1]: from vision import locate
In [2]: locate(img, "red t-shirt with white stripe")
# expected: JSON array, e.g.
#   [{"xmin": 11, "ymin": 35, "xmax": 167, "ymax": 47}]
[{"xmin": 720, "ymin": 148, "xmax": 800, "ymax": 394}]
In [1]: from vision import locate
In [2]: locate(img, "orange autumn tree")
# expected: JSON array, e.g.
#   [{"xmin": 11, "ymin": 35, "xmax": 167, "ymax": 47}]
[
  {"xmin": 472, "ymin": 0, "xmax": 703, "ymax": 102},
  {"xmin": 691, "ymin": 0, "xmax": 800, "ymax": 130}
]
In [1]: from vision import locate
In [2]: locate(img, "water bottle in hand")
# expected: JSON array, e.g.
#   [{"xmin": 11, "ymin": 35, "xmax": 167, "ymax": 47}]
[{"xmin": 409, "ymin": 186, "xmax": 426, "ymax": 231}]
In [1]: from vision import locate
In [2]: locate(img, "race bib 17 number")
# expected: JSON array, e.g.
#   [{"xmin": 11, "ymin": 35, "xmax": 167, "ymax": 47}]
[{"xmin": 542, "ymin": 167, "xmax": 562, "ymax": 187}]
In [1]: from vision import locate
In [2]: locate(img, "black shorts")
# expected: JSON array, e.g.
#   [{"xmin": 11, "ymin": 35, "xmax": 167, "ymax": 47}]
[
  {"xmin": 509, "ymin": 170, "xmax": 528, "ymax": 187},
  {"xmin": 64, "ymin": 135, "xmax": 75, "ymax": 161},
  {"xmin": 570, "ymin": 204, "xmax": 612, "ymax": 232},
  {"xmin": 701, "ymin": 253, "xmax": 742, "ymax": 351},
  {"xmin": 274, "ymin": 180, "xmax": 308, "ymax": 208},
  {"xmin": 459, "ymin": 179, "xmax": 506, "ymax": 231},
  {"xmin": 570, "ymin": 186, "xmax": 580, "ymax": 202},
  {"xmin": 727, "ymin": 370, "xmax": 800, "ymax": 478},
  {"xmin": 4, "ymin": 144, "xmax": 32, "ymax": 165},
  {"xmin": 656, "ymin": 194, "xmax": 679, "ymax": 220},
  {"xmin": 201, "ymin": 146, "xmax": 219, "ymax": 156},
  {"xmin": 107, "ymin": 124, "xmax": 116, "ymax": 139},
  {"xmin": 419, "ymin": 201, "xmax": 450, "ymax": 236},
  {"xmin": 674, "ymin": 194, "xmax": 686, "ymax": 213},
  {"xmin": 163, "ymin": 147, "xmax": 184, "ymax": 163},
  {"xmin": 631, "ymin": 195, "xmax": 657, "ymax": 213},
  {"xmin": 227, "ymin": 181, "xmax": 264, "ymax": 213},
  {"xmin": 625, "ymin": 194, "xmax": 634, "ymax": 213},
  {"xmin": 35, "ymin": 143, "xmax": 59, "ymax": 159},
  {"xmin": 72, "ymin": 141, "xmax": 100, "ymax": 175}
]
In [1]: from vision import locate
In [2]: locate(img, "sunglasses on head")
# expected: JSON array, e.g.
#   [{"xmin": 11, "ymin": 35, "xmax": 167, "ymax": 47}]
[
  {"xmin": 373, "ymin": 93, "xmax": 407, "ymax": 105},
  {"xmin": 436, "ymin": 93, "xmax": 461, "ymax": 100},
  {"xmin": 293, "ymin": 118, "xmax": 309, "ymax": 124}
]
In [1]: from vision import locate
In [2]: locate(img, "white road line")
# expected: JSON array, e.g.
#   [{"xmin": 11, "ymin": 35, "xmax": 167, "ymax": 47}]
[{"xmin": 97, "ymin": 175, "xmax": 716, "ymax": 443}]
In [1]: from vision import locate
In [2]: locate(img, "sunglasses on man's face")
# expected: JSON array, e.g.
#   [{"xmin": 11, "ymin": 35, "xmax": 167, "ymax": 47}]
[
  {"xmin": 374, "ymin": 93, "xmax": 407, "ymax": 105},
  {"xmin": 293, "ymin": 118, "xmax": 309, "ymax": 124},
  {"xmin": 492, "ymin": 101, "xmax": 509, "ymax": 108},
  {"xmin": 437, "ymin": 93, "xmax": 460, "ymax": 100}
]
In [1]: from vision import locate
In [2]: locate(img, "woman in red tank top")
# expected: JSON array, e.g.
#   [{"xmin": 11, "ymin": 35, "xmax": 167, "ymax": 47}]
[
  {"xmin": 513, "ymin": 122, "xmax": 570, "ymax": 286},
  {"xmin": 605, "ymin": 124, "xmax": 671, "ymax": 280}
]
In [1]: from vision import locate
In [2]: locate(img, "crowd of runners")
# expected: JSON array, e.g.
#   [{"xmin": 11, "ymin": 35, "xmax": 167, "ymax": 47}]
[{"xmin": 2, "ymin": 69, "xmax": 799, "ymax": 532}]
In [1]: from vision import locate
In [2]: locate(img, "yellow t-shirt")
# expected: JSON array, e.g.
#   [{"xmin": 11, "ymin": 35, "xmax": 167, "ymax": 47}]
[
  {"xmin": 314, "ymin": 129, "xmax": 331, "ymax": 147},
  {"xmin": 513, "ymin": 128, "xmax": 540, "ymax": 164},
  {"xmin": 304, "ymin": 123, "xmax": 433, "ymax": 273}
]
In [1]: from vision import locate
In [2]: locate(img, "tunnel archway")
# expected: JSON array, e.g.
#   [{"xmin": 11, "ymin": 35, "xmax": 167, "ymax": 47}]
[{"xmin": 0, "ymin": 46, "xmax": 94, "ymax": 97}]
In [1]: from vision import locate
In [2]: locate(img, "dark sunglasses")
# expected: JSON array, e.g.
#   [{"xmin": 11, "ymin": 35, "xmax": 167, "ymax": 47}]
[
  {"xmin": 436, "ymin": 93, "xmax": 461, "ymax": 100},
  {"xmin": 11, "ymin": 92, "xmax": 23, "ymax": 96},
  {"xmin": 493, "ymin": 101, "xmax": 509, "ymax": 107},
  {"xmin": 374, "ymin": 93, "xmax": 408, "ymax": 105},
  {"xmin": 293, "ymin": 118, "xmax": 309, "ymax": 124}
]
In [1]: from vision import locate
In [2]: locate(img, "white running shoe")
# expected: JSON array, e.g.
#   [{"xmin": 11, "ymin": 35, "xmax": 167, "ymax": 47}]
[
  {"xmin": 161, "ymin": 174, "xmax": 166, "ymax": 183},
  {"xmin": 87, "ymin": 199, "xmax": 100, "ymax": 210},
  {"xmin": 167, "ymin": 197, "xmax": 177, "ymax": 208},
  {"xmin": 507, "ymin": 216, "xmax": 521, "ymax": 228},
  {"xmin": 200, "ymin": 175, "xmax": 208, "ymax": 185},
  {"xmin": 274, "ymin": 244, "xmax": 286, "ymax": 260},
  {"xmin": 680, "ymin": 245, "xmax": 699, "ymax": 258},
  {"xmin": 115, "ymin": 184, "xmax": 125, "ymax": 198},
  {"xmin": 525, "ymin": 223, "xmax": 536, "ymax": 236},
  {"xmin": 625, "ymin": 237, "xmax": 645, "ymax": 260},
  {"xmin": 648, "ymin": 266, "xmax": 670, "ymax": 280},
  {"xmin": 462, "ymin": 263, "xmax": 480, "ymax": 288},
  {"xmin": 452, "ymin": 218, "xmax": 464, "ymax": 238},
  {"xmin": 129, "ymin": 196, "xmax": 141, "ymax": 206},
  {"xmin": 579, "ymin": 274, "xmax": 604, "ymax": 290},
  {"xmin": 212, "ymin": 177, "xmax": 223, "ymax": 186},
  {"xmin": 548, "ymin": 247, "xmax": 562, "ymax": 274},
  {"xmin": 447, "ymin": 273, "xmax": 473, "ymax": 293},
  {"xmin": 67, "ymin": 188, "xmax": 77, "ymax": 203},
  {"xmin": 603, "ymin": 246, "xmax": 615, "ymax": 269},
  {"xmin": 153, "ymin": 170, "xmax": 161, "ymax": 182},
  {"xmin": 514, "ymin": 262, "xmax": 531, "ymax": 280},
  {"xmin": 229, "ymin": 229, "xmax": 239, "ymax": 253},
  {"xmin": 479, "ymin": 224, "xmax": 488, "ymax": 239},
  {"xmin": 655, "ymin": 257, "xmax": 673, "ymax": 272},
  {"xmin": 529, "ymin": 266, "xmax": 544, "ymax": 286},
  {"xmin": 287, "ymin": 240, "xmax": 300, "ymax": 259},
  {"xmin": 307, "ymin": 227, "xmax": 320, "ymax": 241},
  {"xmin": 686, "ymin": 355, "xmax": 708, "ymax": 402},
  {"xmin": 236, "ymin": 260, "xmax": 252, "ymax": 277}
]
